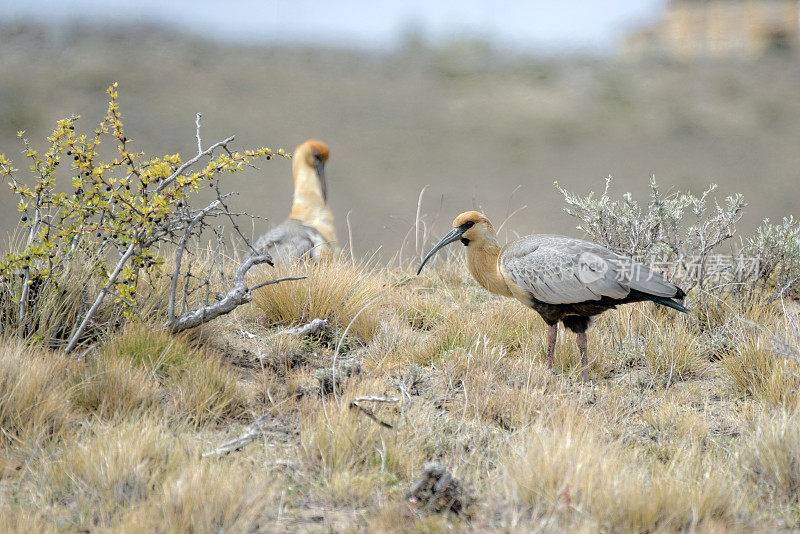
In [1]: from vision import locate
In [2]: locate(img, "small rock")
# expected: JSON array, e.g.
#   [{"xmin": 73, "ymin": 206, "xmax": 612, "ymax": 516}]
[
  {"xmin": 313, "ymin": 367, "xmax": 347, "ymax": 396},
  {"xmin": 407, "ymin": 462, "xmax": 470, "ymax": 515},
  {"xmin": 312, "ymin": 360, "xmax": 362, "ymax": 396}
]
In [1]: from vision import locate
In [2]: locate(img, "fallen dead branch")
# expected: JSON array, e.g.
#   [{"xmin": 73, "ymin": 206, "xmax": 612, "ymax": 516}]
[
  {"xmin": 283, "ymin": 318, "xmax": 331, "ymax": 337},
  {"xmin": 202, "ymin": 413, "xmax": 272, "ymax": 457},
  {"xmin": 166, "ymin": 253, "xmax": 284, "ymax": 333},
  {"xmin": 349, "ymin": 395, "xmax": 399, "ymax": 429}
]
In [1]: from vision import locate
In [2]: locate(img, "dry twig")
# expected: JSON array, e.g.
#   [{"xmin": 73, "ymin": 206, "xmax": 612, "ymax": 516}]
[
  {"xmin": 166, "ymin": 252, "xmax": 287, "ymax": 333},
  {"xmin": 349, "ymin": 395, "xmax": 400, "ymax": 429},
  {"xmin": 202, "ymin": 414, "xmax": 271, "ymax": 457},
  {"xmin": 282, "ymin": 318, "xmax": 331, "ymax": 337}
]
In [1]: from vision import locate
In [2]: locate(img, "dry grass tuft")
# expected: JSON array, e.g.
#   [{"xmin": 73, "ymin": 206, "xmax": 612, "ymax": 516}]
[
  {"xmin": 102, "ymin": 323, "xmax": 203, "ymax": 377},
  {"xmin": 300, "ymin": 404, "xmax": 389, "ymax": 507},
  {"xmin": 6, "ymin": 416, "xmax": 282, "ymax": 531},
  {"xmin": 2, "ymin": 258, "xmax": 800, "ymax": 531},
  {"xmin": 119, "ymin": 451, "xmax": 279, "ymax": 532},
  {"xmin": 722, "ymin": 333, "xmax": 800, "ymax": 407},
  {"xmin": 99, "ymin": 324, "xmax": 246, "ymax": 424},
  {"xmin": 256, "ymin": 331, "xmax": 311, "ymax": 374},
  {"xmin": 69, "ymin": 351, "xmax": 159, "ymax": 419},
  {"xmin": 43, "ymin": 419, "xmax": 172, "ymax": 525},
  {"xmin": 253, "ymin": 257, "xmax": 389, "ymax": 343},
  {"xmin": 0, "ymin": 509, "xmax": 58, "ymax": 534},
  {"xmin": 741, "ymin": 410, "xmax": 800, "ymax": 504},
  {"xmin": 0, "ymin": 340, "xmax": 73, "ymax": 448},
  {"xmin": 644, "ymin": 321, "xmax": 710, "ymax": 382},
  {"xmin": 503, "ymin": 408, "xmax": 737, "ymax": 531}
]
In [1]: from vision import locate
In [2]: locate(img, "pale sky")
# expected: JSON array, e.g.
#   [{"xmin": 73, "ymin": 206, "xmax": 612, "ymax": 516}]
[{"xmin": 1, "ymin": 0, "xmax": 666, "ymax": 53}]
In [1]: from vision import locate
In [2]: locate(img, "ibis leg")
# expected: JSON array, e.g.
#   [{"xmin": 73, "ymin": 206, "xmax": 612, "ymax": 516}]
[
  {"xmin": 546, "ymin": 323, "xmax": 558, "ymax": 369},
  {"xmin": 576, "ymin": 332, "xmax": 588, "ymax": 382}
]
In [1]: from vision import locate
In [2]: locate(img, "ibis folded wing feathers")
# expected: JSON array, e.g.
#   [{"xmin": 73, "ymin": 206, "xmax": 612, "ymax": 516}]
[
  {"xmin": 499, "ymin": 235, "xmax": 680, "ymax": 305},
  {"xmin": 255, "ymin": 218, "xmax": 329, "ymax": 263},
  {"xmin": 627, "ymin": 261, "xmax": 683, "ymax": 298}
]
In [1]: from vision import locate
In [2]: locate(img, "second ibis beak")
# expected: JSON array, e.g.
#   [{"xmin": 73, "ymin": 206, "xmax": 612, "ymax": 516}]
[
  {"xmin": 416, "ymin": 226, "xmax": 465, "ymax": 275},
  {"xmin": 314, "ymin": 156, "xmax": 327, "ymax": 202}
]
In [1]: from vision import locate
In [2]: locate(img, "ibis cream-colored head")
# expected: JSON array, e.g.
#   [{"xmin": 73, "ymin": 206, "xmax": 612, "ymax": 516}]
[
  {"xmin": 451, "ymin": 211, "xmax": 495, "ymax": 245},
  {"xmin": 417, "ymin": 211, "xmax": 499, "ymax": 275},
  {"xmin": 294, "ymin": 139, "xmax": 329, "ymax": 167}
]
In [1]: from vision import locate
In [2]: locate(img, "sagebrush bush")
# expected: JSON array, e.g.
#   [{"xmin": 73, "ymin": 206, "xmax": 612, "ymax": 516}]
[
  {"xmin": 556, "ymin": 175, "xmax": 746, "ymax": 291},
  {"xmin": 745, "ymin": 215, "xmax": 800, "ymax": 299},
  {"xmin": 557, "ymin": 176, "xmax": 800, "ymax": 301}
]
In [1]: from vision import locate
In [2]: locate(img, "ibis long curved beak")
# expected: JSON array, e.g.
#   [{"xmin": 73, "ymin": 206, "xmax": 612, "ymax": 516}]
[
  {"xmin": 314, "ymin": 157, "xmax": 327, "ymax": 202},
  {"xmin": 416, "ymin": 226, "xmax": 465, "ymax": 275}
]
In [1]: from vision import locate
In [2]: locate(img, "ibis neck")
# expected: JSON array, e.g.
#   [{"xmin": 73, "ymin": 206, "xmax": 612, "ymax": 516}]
[
  {"xmin": 289, "ymin": 163, "xmax": 338, "ymax": 247},
  {"xmin": 465, "ymin": 233, "xmax": 512, "ymax": 297}
]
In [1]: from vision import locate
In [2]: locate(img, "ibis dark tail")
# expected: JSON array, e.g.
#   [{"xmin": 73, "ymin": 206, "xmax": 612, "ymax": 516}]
[
  {"xmin": 649, "ymin": 296, "xmax": 690, "ymax": 313},
  {"xmin": 627, "ymin": 287, "xmax": 690, "ymax": 313}
]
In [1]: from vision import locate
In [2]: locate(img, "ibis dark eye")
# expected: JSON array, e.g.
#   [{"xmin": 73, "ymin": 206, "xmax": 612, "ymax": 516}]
[{"xmin": 464, "ymin": 221, "xmax": 474, "ymax": 229}]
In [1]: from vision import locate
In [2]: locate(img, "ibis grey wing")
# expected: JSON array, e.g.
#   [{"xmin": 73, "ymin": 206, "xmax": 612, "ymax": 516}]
[
  {"xmin": 499, "ymin": 235, "xmax": 632, "ymax": 305},
  {"xmin": 501, "ymin": 234, "xmax": 683, "ymax": 305},
  {"xmin": 556, "ymin": 237, "xmax": 681, "ymax": 298},
  {"xmin": 566, "ymin": 237, "xmax": 680, "ymax": 298},
  {"xmin": 255, "ymin": 218, "xmax": 327, "ymax": 262}
]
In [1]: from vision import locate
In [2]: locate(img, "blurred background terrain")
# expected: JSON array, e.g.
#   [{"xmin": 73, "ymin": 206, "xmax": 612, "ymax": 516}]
[{"xmin": 1, "ymin": 0, "xmax": 799, "ymax": 258}]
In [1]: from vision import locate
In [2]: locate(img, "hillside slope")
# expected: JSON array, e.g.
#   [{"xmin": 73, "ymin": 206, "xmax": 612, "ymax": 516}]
[{"xmin": 2, "ymin": 24, "xmax": 800, "ymax": 256}]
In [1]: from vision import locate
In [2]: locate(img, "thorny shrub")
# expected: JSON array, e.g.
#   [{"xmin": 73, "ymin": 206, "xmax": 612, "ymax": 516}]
[{"xmin": 0, "ymin": 83, "xmax": 288, "ymax": 349}]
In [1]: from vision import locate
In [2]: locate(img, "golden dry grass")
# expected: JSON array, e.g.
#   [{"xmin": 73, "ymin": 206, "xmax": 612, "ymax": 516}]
[
  {"xmin": 0, "ymin": 341, "xmax": 73, "ymax": 449},
  {"xmin": 2, "ymin": 258, "xmax": 800, "ymax": 531},
  {"xmin": 252, "ymin": 257, "xmax": 390, "ymax": 343}
]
